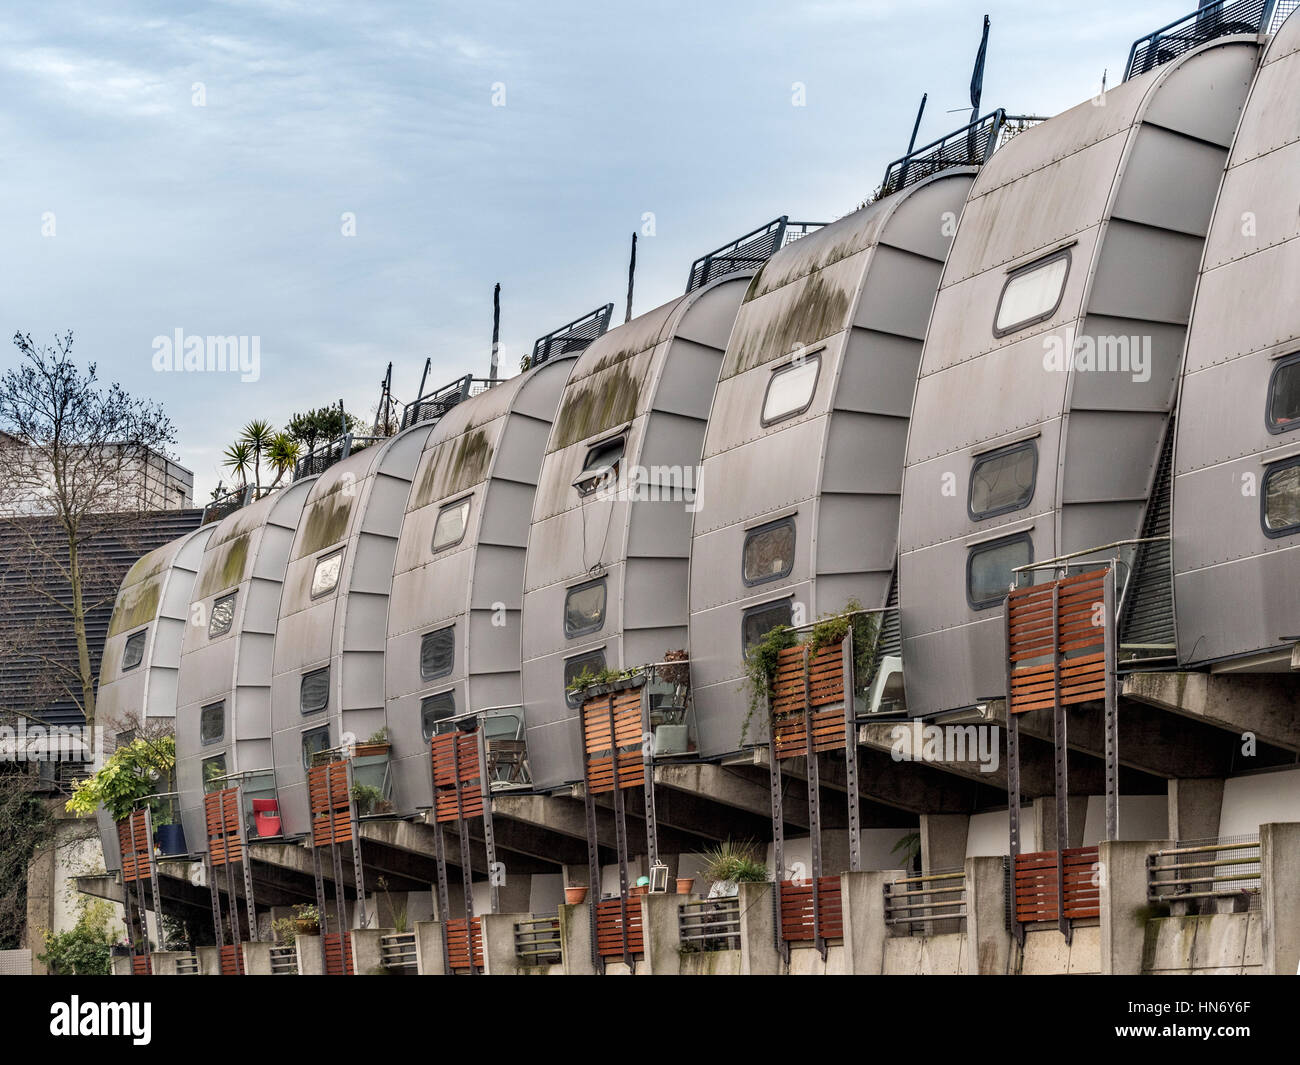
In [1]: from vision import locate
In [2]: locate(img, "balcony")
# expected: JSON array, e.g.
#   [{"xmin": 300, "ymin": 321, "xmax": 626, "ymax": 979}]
[
  {"xmin": 293, "ymin": 431, "xmax": 387, "ymax": 481},
  {"xmin": 529, "ymin": 304, "xmax": 614, "ymax": 368},
  {"xmin": 1124, "ymin": 0, "xmax": 1295, "ymax": 82},
  {"xmin": 686, "ymin": 217, "xmax": 823, "ymax": 294},
  {"xmin": 400, "ymin": 373, "xmax": 500, "ymax": 432},
  {"xmin": 430, "ymin": 705, "xmax": 531, "ymax": 791}
]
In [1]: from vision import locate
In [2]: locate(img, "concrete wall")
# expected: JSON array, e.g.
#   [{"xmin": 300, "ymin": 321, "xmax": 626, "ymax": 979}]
[
  {"xmin": 1220, "ymin": 768, "xmax": 1300, "ymax": 836},
  {"xmin": 1142, "ymin": 913, "xmax": 1262, "ymax": 974}
]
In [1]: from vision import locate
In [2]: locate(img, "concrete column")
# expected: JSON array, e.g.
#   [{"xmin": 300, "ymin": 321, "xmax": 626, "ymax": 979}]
[
  {"xmin": 149, "ymin": 951, "xmax": 186, "ymax": 975},
  {"xmin": 351, "ymin": 928, "xmax": 386, "ymax": 974},
  {"xmin": 1166, "ymin": 778, "xmax": 1223, "ymax": 842},
  {"xmin": 919, "ymin": 815, "xmax": 969, "ymax": 934},
  {"xmin": 963, "ymin": 856, "xmax": 1013, "ymax": 974},
  {"xmin": 1261, "ymin": 822, "xmax": 1300, "ymax": 976},
  {"xmin": 24, "ymin": 837, "xmax": 56, "ymax": 975},
  {"xmin": 640, "ymin": 893, "xmax": 682, "ymax": 975},
  {"xmin": 1033, "ymin": 796, "xmax": 1088, "ymax": 851},
  {"xmin": 842, "ymin": 870, "xmax": 904, "ymax": 974},
  {"xmin": 413, "ymin": 920, "xmax": 445, "ymax": 975},
  {"xmin": 481, "ymin": 913, "xmax": 528, "ymax": 975},
  {"xmin": 295, "ymin": 935, "xmax": 323, "ymax": 975},
  {"xmin": 558, "ymin": 902, "xmax": 595, "ymax": 975},
  {"xmin": 195, "ymin": 946, "xmax": 220, "ymax": 975},
  {"xmin": 496, "ymin": 875, "xmax": 532, "ymax": 914},
  {"xmin": 1099, "ymin": 839, "xmax": 1170, "ymax": 975},
  {"xmin": 738, "ymin": 881, "xmax": 778, "ymax": 975},
  {"xmin": 241, "ymin": 942, "xmax": 272, "ymax": 975},
  {"xmin": 111, "ymin": 955, "xmax": 132, "ymax": 976}
]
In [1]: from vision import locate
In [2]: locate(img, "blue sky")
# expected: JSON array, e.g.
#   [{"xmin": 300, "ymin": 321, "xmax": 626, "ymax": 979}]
[{"xmin": 0, "ymin": 0, "xmax": 1192, "ymax": 499}]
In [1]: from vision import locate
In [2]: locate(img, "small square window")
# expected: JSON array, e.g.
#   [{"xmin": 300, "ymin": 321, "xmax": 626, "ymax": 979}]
[
  {"xmin": 1262, "ymin": 458, "xmax": 1300, "ymax": 537},
  {"xmin": 420, "ymin": 627, "xmax": 455, "ymax": 680},
  {"xmin": 432, "ymin": 498, "xmax": 471, "ymax": 553},
  {"xmin": 202, "ymin": 754, "xmax": 227, "ymax": 793},
  {"xmin": 121, "ymin": 629, "xmax": 147, "ymax": 672},
  {"xmin": 574, "ymin": 436, "xmax": 625, "ymax": 498},
  {"xmin": 994, "ymin": 250, "xmax": 1069, "ymax": 336},
  {"xmin": 1267, "ymin": 353, "xmax": 1300, "ymax": 434},
  {"xmin": 301, "ymin": 726, "xmax": 330, "ymax": 769},
  {"xmin": 200, "ymin": 701, "xmax": 224, "ymax": 746},
  {"xmin": 966, "ymin": 534, "xmax": 1033, "ymax": 610},
  {"xmin": 564, "ymin": 578, "xmax": 607, "ymax": 638},
  {"xmin": 311, "ymin": 548, "xmax": 344, "ymax": 598},
  {"xmin": 208, "ymin": 592, "xmax": 236, "ymax": 638},
  {"xmin": 969, "ymin": 441, "xmax": 1037, "ymax": 521},
  {"xmin": 743, "ymin": 518, "xmax": 796, "ymax": 585},
  {"xmin": 300, "ymin": 667, "xmax": 329, "ymax": 714},
  {"xmin": 742, "ymin": 598, "xmax": 794, "ymax": 653},
  {"xmin": 564, "ymin": 649, "xmax": 606, "ymax": 707},
  {"xmin": 761, "ymin": 355, "xmax": 820, "ymax": 426},
  {"xmin": 421, "ymin": 691, "xmax": 457, "ymax": 741}
]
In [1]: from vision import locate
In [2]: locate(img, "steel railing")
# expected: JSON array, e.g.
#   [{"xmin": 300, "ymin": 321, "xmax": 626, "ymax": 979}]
[
  {"xmin": 400, "ymin": 373, "xmax": 486, "ymax": 431},
  {"xmin": 201, "ymin": 484, "xmax": 254, "ymax": 525},
  {"xmin": 883, "ymin": 868, "xmax": 968, "ymax": 932},
  {"xmin": 514, "ymin": 916, "xmax": 562, "ymax": 965},
  {"xmin": 686, "ymin": 218, "xmax": 825, "ymax": 293},
  {"xmin": 529, "ymin": 304, "xmax": 614, "ymax": 368},
  {"xmin": 879, "ymin": 110, "xmax": 1007, "ymax": 199},
  {"xmin": 678, "ymin": 897, "xmax": 741, "ymax": 952},
  {"xmin": 174, "ymin": 953, "xmax": 201, "ymax": 974},
  {"xmin": 268, "ymin": 944, "xmax": 298, "ymax": 975},
  {"xmin": 1124, "ymin": 0, "xmax": 1289, "ymax": 81},
  {"xmin": 1148, "ymin": 834, "xmax": 1261, "ymax": 907},
  {"xmin": 379, "ymin": 931, "xmax": 418, "ymax": 971}
]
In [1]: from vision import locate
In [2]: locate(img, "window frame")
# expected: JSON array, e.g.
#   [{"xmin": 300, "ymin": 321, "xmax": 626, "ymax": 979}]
[
  {"xmin": 1266, "ymin": 352, "xmax": 1300, "ymax": 435},
  {"xmin": 760, "ymin": 353, "xmax": 822, "ymax": 427},
  {"xmin": 431, "ymin": 496, "xmax": 472, "ymax": 554},
  {"xmin": 199, "ymin": 701, "xmax": 225, "ymax": 746},
  {"xmin": 564, "ymin": 577, "xmax": 607, "ymax": 639},
  {"xmin": 968, "ymin": 440, "xmax": 1039, "ymax": 522},
  {"xmin": 201, "ymin": 753, "xmax": 227, "ymax": 793},
  {"xmin": 420, "ymin": 626, "xmax": 455, "ymax": 681},
  {"xmin": 741, "ymin": 517, "xmax": 797, "ymax": 587},
  {"xmin": 574, "ymin": 434, "xmax": 626, "ymax": 498},
  {"xmin": 310, "ymin": 547, "xmax": 345, "ymax": 599},
  {"xmin": 564, "ymin": 648, "xmax": 607, "ymax": 708},
  {"xmin": 121, "ymin": 628, "xmax": 148, "ymax": 672},
  {"xmin": 299, "ymin": 666, "xmax": 330, "ymax": 714},
  {"xmin": 741, "ymin": 596, "xmax": 795, "ymax": 654},
  {"xmin": 208, "ymin": 591, "xmax": 237, "ymax": 638},
  {"xmin": 420, "ymin": 690, "xmax": 457, "ymax": 742},
  {"xmin": 1261, "ymin": 455, "xmax": 1300, "ymax": 539},
  {"xmin": 301, "ymin": 725, "xmax": 330, "ymax": 770},
  {"xmin": 965, "ymin": 532, "xmax": 1033, "ymax": 611},
  {"xmin": 993, "ymin": 249, "xmax": 1071, "ymax": 338}
]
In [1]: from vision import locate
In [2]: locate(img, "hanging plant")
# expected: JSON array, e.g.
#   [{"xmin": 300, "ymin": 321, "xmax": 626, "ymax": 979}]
[{"xmin": 739, "ymin": 624, "xmax": 798, "ymax": 744}]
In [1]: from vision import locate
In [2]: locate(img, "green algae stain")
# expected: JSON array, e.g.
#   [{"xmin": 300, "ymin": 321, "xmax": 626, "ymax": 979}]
[
  {"xmin": 550, "ymin": 362, "xmax": 643, "ymax": 451},
  {"xmin": 298, "ymin": 490, "xmax": 355, "ymax": 556},
  {"xmin": 722, "ymin": 267, "xmax": 854, "ymax": 380},
  {"xmin": 195, "ymin": 531, "xmax": 251, "ymax": 600},
  {"xmin": 413, "ymin": 428, "xmax": 494, "ymax": 509},
  {"xmin": 107, "ymin": 577, "xmax": 162, "ymax": 637}
]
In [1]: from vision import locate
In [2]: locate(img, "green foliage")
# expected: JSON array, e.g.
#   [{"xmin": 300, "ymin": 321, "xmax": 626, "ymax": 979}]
[
  {"xmin": 351, "ymin": 783, "xmax": 382, "ymax": 814},
  {"xmin": 65, "ymin": 736, "xmax": 176, "ymax": 822},
  {"xmin": 891, "ymin": 831, "xmax": 920, "ymax": 867},
  {"xmin": 739, "ymin": 624, "xmax": 797, "ymax": 744},
  {"xmin": 293, "ymin": 903, "xmax": 320, "ymax": 924},
  {"xmin": 364, "ymin": 727, "xmax": 389, "ymax": 745},
  {"xmin": 39, "ymin": 899, "xmax": 116, "ymax": 975},
  {"xmin": 285, "ymin": 406, "xmax": 361, "ymax": 451},
  {"xmin": 271, "ymin": 917, "xmax": 298, "ymax": 945},
  {"xmin": 0, "ymin": 769, "xmax": 54, "ymax": 949},
  {"xmin": 700, "ymin": 840, "xmax": 768, "ymax": 884},
  {"xmin": 222, "ymin": 440, "xmax": 254, "ymax": 487},
  {"xmin": 564, "ymin": 665, "xmax": 642, "ymax": 694}
]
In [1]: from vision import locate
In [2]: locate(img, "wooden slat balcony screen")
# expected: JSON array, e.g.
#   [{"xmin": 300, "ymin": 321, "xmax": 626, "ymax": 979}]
[
  {"xmin": 595, "ymin": 898, "xmax": 644, "ymax": 959},
  {"xmin": 779, "ymin": 877, "xmax": 844, "ymax": 941},
  {"xmin": 430, "ymin": 732, "xmax": 485, "ymax": 823},
  {"xmin": 1014, "ymin": 846, "xmax": 1101, "ymax": 923},
  {"xmin": 204, "ymin": 787, "xmax": 243, "ymax": 865},
  {"xmin": 323, "ymin": 931, "xmax": 353, "ymax": 976},
  {"xmin": 444, "ymin": 917, "xmax": 484, "ymax": 971},
  {"xmin": 117, "ymin": 809, "xmax": 151, "ymax": 882},
  {"xmin": 771, "ymin": 641, "xmax": 846, "ymax": 758},
  {"xmin": 308, "ymin": 762, "xmax": 352, "ymax": 846},
  {"xmin": 582, "ymin": 689, "xmax": 645, "ymax": 793},
  {"xmin": 218, "ymin": 943, "xmax": 245, "ymax": 976},
  {"xmin": 1007, "ymin": 569, "xmax": 1108, "ymax": 715}
]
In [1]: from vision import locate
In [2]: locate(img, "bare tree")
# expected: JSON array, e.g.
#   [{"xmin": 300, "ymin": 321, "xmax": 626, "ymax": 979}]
[{"xmin": 0, "ymin": 331, "xmax": 177, "ymax": 742}]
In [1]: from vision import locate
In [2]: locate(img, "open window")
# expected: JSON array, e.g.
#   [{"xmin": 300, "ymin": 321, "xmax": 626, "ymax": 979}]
[
  {"xmin": 966, "ymin": 533, "xmax": 1032, "ymax": 610},
  {"xmin": 432, "ymin": 497, "xmax": 471, "ymax": 553},
  {"xmin": 564, "ymin": 648, "xmax": 606, "ymax": 708},
  {"xmin": 200, "ymin": 701, "xmax": 225, "ymax": 746},
  {"xmin": 743, "ymin": 517, "xmax": 796, "ymax": 585},
  {"xmin": 742, "ymin": 597, "xmax": 794, "ymax": 652},
  {"xmin": 121, "ymin": 629, "xmax": 147, "ymax": 672},
  {"xmin": 300, "ymin": 666, "xmax": 329, "ymax": 714},
  {"xmin": 564, "ymin": 578, "xmax": 607, "ymax": 638},
  {"xmin": 994, "ymin": 250, "xmax": 1069, "ymax": 336},
  {"xmin": 208, "ymin": 592, "xmax": 236, "ymax": 637},
  {"xmin": 1262, "ymin": 457, "xmax": 1300, "ymax": 538},
  {"xmin": 969, "ymin": 440, "xmax": 1037, "ymax": 521},
  {"xmin": 311, "ymin": 548, "xmax": 344, "ymax": 598},
  {"xmin": 761, "ymin": 355, "xmax": 820, "ymax": 426},
  {"xmin": 420, "ymin": 691, "xmax": 456, "ymax": 741},
  {"xmin": 1267, "ymin": 353, "xmax": 1300, "ymax": 434},
  {"xmin": 574, "ymin": 435, "xmax": 625, "ymax": 498},
  {"xmin": 420, "ymin": 626, "xmax": 454, "ymax": 680}
]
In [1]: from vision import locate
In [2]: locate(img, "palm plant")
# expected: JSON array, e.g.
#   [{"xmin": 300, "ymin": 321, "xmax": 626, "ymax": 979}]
[
  {"xmin": 222, "ymin": 440, "xmax": 254, "ymax": 487},
  {"xmin": 240, "ymin": 419, "xmax": 274, "ymax": 493},
  {"xmin": 265, "ymin": 432, "xmax": 301, "ymax": 489}
]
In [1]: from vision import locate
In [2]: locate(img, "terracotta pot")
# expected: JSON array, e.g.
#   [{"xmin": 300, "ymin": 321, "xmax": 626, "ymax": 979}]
[
  {"xmin": 295, "ymin": 918, "xmax": 319, "ymax": 936},
  {"xmin": 675, "ymin": 878, "xmax": 695, "ymax": 895},
  {"xmin": 564, "ymin": 886, "xmax": 588, "ymax": 905},
  {"xmin": 630, "ymin": 885, "xmax": 648, "ymax": 897}
]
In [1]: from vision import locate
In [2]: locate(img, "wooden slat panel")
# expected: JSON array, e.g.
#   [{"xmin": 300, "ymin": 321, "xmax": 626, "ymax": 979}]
[
  {"xmin": 322, "ymin": 931, "xmax": 353, "ymax": 976},
  {"xmin": 594, "ymin": 898, "xmax": 644, "ymax": 958},
  {"xmin": 778, "ymin": 878, "xmax": 843, "ymax": 942},
  {"xmin": 218, "ymin": 943, "xmax": 244, "ymax": 976},
  {"xmin": 445, "ymin": 918, "xmax": 484, "ymax": 971}
]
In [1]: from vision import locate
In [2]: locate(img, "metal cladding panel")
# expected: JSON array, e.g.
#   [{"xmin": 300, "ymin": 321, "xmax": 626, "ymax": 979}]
[
  {"xmin": 816, "ymin": 494, "xmax": 903, "ymax": 577},
  {"xmin": 1170, "ymin": 18, "xmax": 1300, "ymax": 667},
  {"xmin": 898, "ymin": 39, "xmax": 1259, "ymax": 717},
  {"xmin": 694, "ymin": 418, "xmax": 824, "ymax": 535},
  {"xmin": 690, "ymin": 507, "xmax": 814, "ymax": 619}
]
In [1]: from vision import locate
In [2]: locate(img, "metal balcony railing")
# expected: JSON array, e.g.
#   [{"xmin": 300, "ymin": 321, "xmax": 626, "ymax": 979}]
[
  {"xmin": 686, "ymin": 218, "xmax": 825, "ymax": 293},
  {"xmin": 292, "ymin": 432, "xmax": 386, "ymax": 481},
  {"xmin": 268, "ymin": 944, "xmax": 298, "ymax": 974},
  {"xmin": 1125, "ymin": 0, "xmax": 1291, "ymax": 81},
  {"xmin": 883, "ymin": 868, "xmax": 968, "ymax": 933},
  {"xmin": 379, "ymin": 931, "xmax": 418, "ymax": 972},
  {"xmin": 678, "ymin": 897, "xmax": 741, "ymax": 952},
  {"xmin": 514, "ymin": 916, "xmax": 562, "ymax": 965},
  {"xmin": 879, "ymin": 110, "xmax": 1008, "ymax": 199},
  {"xmin": 174, "ymin": 953, "xmax": 201, "ymax": 974},
  {"xmin": 399, "ymin": 373, "xmax": 491, "ymax": 431},
  {"xmin": 201, "ymin": 484, "xmax": 254, "ymax": 525},
  {"xmin": 530, "ymin": 304, "xmax": 614, "ymax": 368},
  {"xmin": 1148, "ymin": 834, "xmax": 1262, "ymax": 910}
]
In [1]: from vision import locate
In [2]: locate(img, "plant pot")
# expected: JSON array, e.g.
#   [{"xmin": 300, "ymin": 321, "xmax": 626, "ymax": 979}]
[
  {"xmin": 708, "ymin": 879, "xmax": 740, "ymax": 899},
  {"xmin": 154, "ymin": 824, "xmax": 187, "ymax": 856},
  {"xmin": 629, "ymin": 885, "xmax": 648, "ymax": 897},
  {"xmin": 295, "ymin": 918, "xmax": 319, "ymax": 936},
  {"xmin": 353, "ymin": 742, "xmax": 390, "ymax": 759},
  {"xmin": 564, "ymin": 886, "xmax": 588, "ymax": 905},
  {"xmin": 675, "ymin": 877, "xmax": 695, "ymax": 895}
]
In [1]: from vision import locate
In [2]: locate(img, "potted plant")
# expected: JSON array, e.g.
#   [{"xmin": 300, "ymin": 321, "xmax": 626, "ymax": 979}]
[
  {"xmin": 675, "ymin": 876, "xmax": 695, "ymax": 895},
  {"xmin": 564, "ymin": 884, "xmax": 589, "ymax": 905},
  {"xmin": 630, "ymin": 875, "xmax": 650, "ymax": 897},
  {"xmin": 351, "ymin": 782, "xmax": 382, "ymax": 816},
  {"xmin": 353, "ymin": 726, "xmax": 390, "ymax": 759},
  {"xmin": 293, "ymin": 903, "xmax": 320, "ymax": 936},
  {"xmin": 151, "ymin": 807, "xmax": 188, "ymax": 857},
  {"xmin": 701, "ymin": 840, "xmax": 768, "ymax": 898},
  {"xmin": 271, "ymin": 917, "xmax": 298, "ymax": 946}
]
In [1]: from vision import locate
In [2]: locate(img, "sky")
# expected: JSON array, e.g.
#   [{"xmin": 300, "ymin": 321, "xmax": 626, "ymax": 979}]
[{"xmin": 0, "ymin": 0, "xmax": 1194, "ymax": 501}]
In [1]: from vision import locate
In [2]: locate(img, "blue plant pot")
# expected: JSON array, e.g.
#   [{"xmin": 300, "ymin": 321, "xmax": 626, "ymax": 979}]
[{"xmin": 155, "ymin": 824, "xmax": 187, "ymax": 856}]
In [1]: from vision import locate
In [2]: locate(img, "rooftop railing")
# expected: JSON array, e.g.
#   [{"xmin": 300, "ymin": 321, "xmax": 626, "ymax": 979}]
[
  {"xmin": 529, "ymin": 304, "xmax": 614, "ymax": 367},
  {"xmin": 1124, "ymin": 0, "xmax": 1291, "ymax": 81},
  {"xmin": 201, "ymin": 484, "xmax": 254, "ymax": 525},
  {"xmin": 879, "ymin": 110, "xmax": 1008, "ymax": 199},
  {"xmin": 399, "ymin": 373, "xmax": 499, "ymax": 431},
  {"xmin": 686, "ymin": 217, "xmax": 825, "ymax": 293},
  {"xmin": 292, "ymin": 431, "xmax": 387, "ymax": 481}
]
